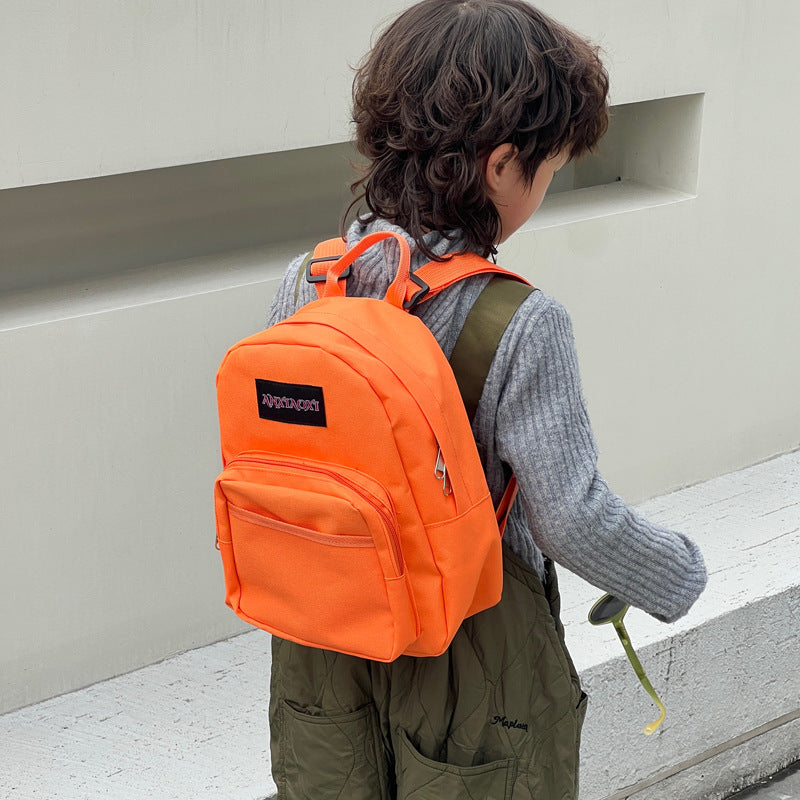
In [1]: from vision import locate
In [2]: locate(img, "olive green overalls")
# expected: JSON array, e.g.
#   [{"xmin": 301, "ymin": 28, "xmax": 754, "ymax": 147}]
[{"xmin": 270, "ymin": 548, "xmax": 586, "ymax": 799}]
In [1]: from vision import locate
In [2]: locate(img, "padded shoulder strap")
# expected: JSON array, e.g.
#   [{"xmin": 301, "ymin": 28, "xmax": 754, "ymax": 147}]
[{"xmin": 408, "ymin": 252, "xmax": 525, "ymax": 308}]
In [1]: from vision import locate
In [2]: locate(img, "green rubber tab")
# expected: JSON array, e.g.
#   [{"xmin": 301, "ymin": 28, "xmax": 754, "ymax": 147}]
[{"xmin": 450, "ymin": 276, "xmax": 536, "ymax": 424}]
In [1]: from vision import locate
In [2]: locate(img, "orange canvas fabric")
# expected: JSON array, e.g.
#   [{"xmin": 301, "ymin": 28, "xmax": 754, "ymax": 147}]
[{"xmin": 215, "ymin": 231, "xmax": 525, "ymax": 661}]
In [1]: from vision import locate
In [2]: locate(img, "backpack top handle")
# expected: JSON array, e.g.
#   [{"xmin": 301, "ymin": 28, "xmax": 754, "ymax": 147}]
[{"xmin": 314, "ymin": 231, "xmax": 412, "ymax": 307}]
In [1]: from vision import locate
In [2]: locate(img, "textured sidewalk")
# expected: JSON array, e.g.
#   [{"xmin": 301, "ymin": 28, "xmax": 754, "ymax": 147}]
[
  {"xmin": 1, "ymin": 632, "xmax": 277, "ymax": 799},
  {"xmin": 726, "ymin": 760, "xmax": 800, "ymax": 799}
]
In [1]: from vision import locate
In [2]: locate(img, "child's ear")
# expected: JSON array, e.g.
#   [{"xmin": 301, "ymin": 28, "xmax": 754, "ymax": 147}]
[{"xmin": 485, "ymin": 143, "xmax": 519, "ymax": 197}]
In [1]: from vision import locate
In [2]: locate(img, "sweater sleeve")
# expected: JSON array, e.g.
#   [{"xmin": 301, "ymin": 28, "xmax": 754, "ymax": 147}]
[{"xmin": 494, "ymin": 295, "xmax": 707, "ymax": 623}]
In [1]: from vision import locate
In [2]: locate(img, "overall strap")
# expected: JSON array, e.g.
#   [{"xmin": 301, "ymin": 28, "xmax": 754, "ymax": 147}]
[
  {"xmin": 449, "ymin": 276, "xmax": 535, "ymax": 534},
  {"xmin": 450, "ymin": 276, "xmax": 535, "ymax": 423},
  {"xmin": 294, "ymin": 237, "xmax": 346, "ymax": 305}
]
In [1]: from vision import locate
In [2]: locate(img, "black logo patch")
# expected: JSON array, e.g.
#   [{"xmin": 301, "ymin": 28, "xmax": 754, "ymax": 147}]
[{"xmin": 256, "ymin": 379, "xmax": 327, "ymax": 427}]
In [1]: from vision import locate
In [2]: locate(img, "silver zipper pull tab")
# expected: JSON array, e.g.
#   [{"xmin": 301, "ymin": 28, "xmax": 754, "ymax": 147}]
[
  {"xmin": 434, "ymin": 446, "xmax": 452, "ymax": 497},
  {"xmin": 434, "ymin": 446, "xmax": 446, "ymax": 480}
]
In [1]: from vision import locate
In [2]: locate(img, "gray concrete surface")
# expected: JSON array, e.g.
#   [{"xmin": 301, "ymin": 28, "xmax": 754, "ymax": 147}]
[
  {"xmin": 558, "ymin": 450, "xmax": 800, "ymax": 800},
  {"xmin": 726, "ymin": 760, "xmax": 800, "ymax": 799},
  {"xmin": 1, "ymin": 632, "xmax": 274, "ymax": 799}
]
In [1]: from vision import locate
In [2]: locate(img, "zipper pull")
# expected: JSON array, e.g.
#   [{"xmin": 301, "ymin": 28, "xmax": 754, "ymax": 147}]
[{"xmin": 434, "ymin": 446, "xmax": 452, "ymax": 497}]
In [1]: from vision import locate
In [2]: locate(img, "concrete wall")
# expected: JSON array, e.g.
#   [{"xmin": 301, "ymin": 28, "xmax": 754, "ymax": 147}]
[{"xmin": 2, "ymin": 0, "xmax": 799, "ymax": 712}]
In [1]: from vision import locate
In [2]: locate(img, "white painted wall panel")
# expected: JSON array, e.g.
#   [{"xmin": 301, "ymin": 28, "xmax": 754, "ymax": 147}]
[
  {"xmin": 0, "ymin": 0, "xmax": 406, "ymax": 189},
  {"xmin": 0, "ymin": 261, "xmax": 283, "ymax": 711},
  {"xmin": 4, "ymin": 2, "xmax": 790, "ymax": 189}
]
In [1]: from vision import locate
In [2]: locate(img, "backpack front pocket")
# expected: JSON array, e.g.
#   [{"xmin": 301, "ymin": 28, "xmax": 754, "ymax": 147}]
[{"xmin": 215, "ymin": 452, "xmax": 418, "ymax": 661}]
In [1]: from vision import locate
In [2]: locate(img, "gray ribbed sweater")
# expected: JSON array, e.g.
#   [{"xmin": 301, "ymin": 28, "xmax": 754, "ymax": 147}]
[{"xmin": 267, "ymin": 219, "xmax": 707, "ymax": 623}]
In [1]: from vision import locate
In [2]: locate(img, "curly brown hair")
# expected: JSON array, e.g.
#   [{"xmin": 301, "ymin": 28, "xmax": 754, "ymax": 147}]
[{"xmin": 348, "ymin": 0, "xmax": 609, "ymax": 260}]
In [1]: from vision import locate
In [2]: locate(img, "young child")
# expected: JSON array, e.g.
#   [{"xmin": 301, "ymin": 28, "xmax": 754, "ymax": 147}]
[{"xmin": 266, "ymin": 2, "xmax": 707, "ymax": 797}]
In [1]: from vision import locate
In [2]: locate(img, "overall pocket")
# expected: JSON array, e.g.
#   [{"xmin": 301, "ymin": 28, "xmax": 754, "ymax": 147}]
[
  {"xmin": 214, "ymin": 451, "xmax": 418, "ymax": 661},
  {"xmin": 396, "ymin": 729, "xmax": 516, "ymax": 800},
  {"xmin": 281, "ymin": 701, "xmax": 388, "ymax": 800}
]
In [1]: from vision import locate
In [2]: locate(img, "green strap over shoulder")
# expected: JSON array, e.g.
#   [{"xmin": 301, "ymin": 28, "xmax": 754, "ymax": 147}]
[
  {"xmin": 449, "ymin": 276, "xmax": 536, "ymax": 424},
  {"xmin": 293, "ymin": 252, "xmax": 315, "ymax": 306}
]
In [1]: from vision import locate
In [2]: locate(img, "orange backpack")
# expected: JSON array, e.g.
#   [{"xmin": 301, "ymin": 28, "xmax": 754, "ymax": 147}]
[{"xmin": 214, "ymin": 231, "xmax": 530, "ymax": 661}]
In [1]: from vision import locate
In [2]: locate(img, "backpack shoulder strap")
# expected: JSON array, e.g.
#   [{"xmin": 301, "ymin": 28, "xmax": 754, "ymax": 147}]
[{"xmin": 408, "ymin": 252, "xmax": 526, "ymax": 309}]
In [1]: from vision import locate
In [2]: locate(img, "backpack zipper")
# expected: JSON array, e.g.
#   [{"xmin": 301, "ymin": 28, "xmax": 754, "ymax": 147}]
[
  {"xmin": 224, "ymin": 454, "xmax": 404, "ymax": 577},
  {"xmin": 434, "ymin": 445, "xmax": 452, "ymax": 497}
]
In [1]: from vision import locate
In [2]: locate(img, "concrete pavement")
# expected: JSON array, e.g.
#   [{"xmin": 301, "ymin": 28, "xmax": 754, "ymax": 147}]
[{"xmin": 726, "ymin": 760, "xmax": 800, "ymax": 799}]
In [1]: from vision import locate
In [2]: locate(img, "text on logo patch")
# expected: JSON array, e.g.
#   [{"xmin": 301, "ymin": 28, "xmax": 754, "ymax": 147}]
[{"xmin": 255, "ymin": 379, "xmax": 327, "ymax": 427}]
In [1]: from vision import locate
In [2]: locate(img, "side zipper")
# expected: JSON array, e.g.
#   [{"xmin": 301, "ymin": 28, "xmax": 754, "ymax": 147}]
[{"xmin": 434, "ymin": 444, "xmax": 452, "ymax": 497}]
